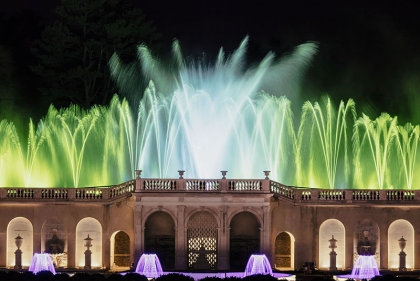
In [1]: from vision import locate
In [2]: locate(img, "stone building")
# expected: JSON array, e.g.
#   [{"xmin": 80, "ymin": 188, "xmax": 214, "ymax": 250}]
[{"xmin": 0, "ymin": 172, "xmax": 418, "ymax": 271}]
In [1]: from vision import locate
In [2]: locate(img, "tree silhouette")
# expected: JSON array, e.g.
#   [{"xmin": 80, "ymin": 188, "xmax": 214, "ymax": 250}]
[{"xmin": 31, "ymin": 0, "xmax": 160, "ymax": 109}]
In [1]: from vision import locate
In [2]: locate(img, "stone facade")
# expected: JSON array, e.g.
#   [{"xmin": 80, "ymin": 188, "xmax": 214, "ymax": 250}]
[{"xmin": 0, "ymin": 176, "xmax": 419, "ymax": 271}]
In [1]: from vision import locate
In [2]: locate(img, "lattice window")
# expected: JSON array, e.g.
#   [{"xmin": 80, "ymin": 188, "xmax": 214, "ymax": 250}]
[{"xmin": 187, "ymin": 211, "xmax": 218, "ymax": 270}]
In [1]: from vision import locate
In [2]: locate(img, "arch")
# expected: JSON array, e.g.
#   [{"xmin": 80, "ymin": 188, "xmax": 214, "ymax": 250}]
[
  {"xmin": 7, "ymin": 217, "xmax": 33, "ymax": 267},
  {"xmin": 227, "ymin": 208, "xmax": 263, "ymax": 227},
  {"xmin": 229, "ymin": 211, "xmax": 260, "ymax": 270},
  {"xmin": 41, "ymin": 218, "xmax": 67, "ymax": 267},
  {"xmin": 388, "ymin": 219, "xmax": 414, "ymax": 269},
  {"xmin": 187, "ymin": 211, "xmax": 218, "ymax": 270},
  {"xmin": 110, "ymin": 231, "xmax": 130, "ymax": 268},
  {"xmin": 274, "ymin": 231, "xmax": 295, "ymax": 270},
  {"xmin": 186, "ymin": 208, "xmax": 221, "ymax": 228},
  {"xmin": 144, "ymin": 211, "xmax": 175, "ymax": 270},
  {"xmin": 75, "ymin": 217, "xmax": 102, "ymax": 268},
  {"xmin": 319, "ymin": 219, "xmax": 345, "ymax": 270},
  {"xmin": 142, "ymin": 207, "xmax": 177, "ymax": 229},
  {"xmin": 354, "ymin": 219, "xmax": 380, "ymax": 267}
]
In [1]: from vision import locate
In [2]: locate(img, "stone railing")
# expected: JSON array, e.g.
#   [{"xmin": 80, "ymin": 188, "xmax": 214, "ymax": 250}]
[
  {"xmin": 137, "ymin": 177, "xmax": 270, "ymax": 193},
  {"xmin": 0, "ymin": 180, "xmax": 135, "ymax": 202},
  {"xmin": 272, "ymin": 185, "xmax": 420, "ymax": 204},
  {"xmin": 3, "ymin": 174, "xmax": 418, "ymax": 205}
]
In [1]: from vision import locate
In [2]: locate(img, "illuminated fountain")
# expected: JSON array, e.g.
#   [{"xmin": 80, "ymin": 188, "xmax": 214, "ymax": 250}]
[
  {"xmin": 1, "ymin": 37, "xmax": 420, "ymax": 189},
  {"xmin": 28, "ymin": 253, "xmax": 56, "ymax": 274},
  {"xmin": 244, "ymin": 254, "xmax": 273, "ymax": 277},
  {"xmin": 135, "ymin": 254, "xmax": 163, "ymax": 278},
  {"xmin": 339, "ymin": 231, "xmax": 380, "ymax": 280},
  {"xmin": 338, "ymin": 256, "xmax": 380, "ymax": 280}
]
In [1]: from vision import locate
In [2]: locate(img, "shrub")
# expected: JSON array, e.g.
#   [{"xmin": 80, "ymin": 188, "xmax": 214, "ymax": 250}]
[
  {"xmin": 155, "ymin": 273, "xmax": 194, "ymax": 281},
  {"xmin": 123, "ymin": 273, "xmax": 148, "ymax": 281},
  {"xmin": 243, "ymin": 274, "xmax": 278, "ymax": 281}
]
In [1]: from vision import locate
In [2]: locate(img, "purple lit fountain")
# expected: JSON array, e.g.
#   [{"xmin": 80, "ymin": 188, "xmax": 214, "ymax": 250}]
[
  {"xmin": 346, "ymin": 255, "xmax": 380, "ymax": 280},
  {"xmin": 339, "ymin": 230, "xmax": 380, "ymax": 280},
  {"xmin": 29, "ymin": 253, "xmax": 56, "ymax": 274},
  {"xmin": 244, "ymin": 254, "xmax": 273, "ymax": 277},
  {"xmin": 135, "ymin": 254, "xmax": 163, "ymax": 278}
]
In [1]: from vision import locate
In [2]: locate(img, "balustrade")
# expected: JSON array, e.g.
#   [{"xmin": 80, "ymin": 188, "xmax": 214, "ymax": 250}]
[
  {"xmin": 143, "ymin": 179, "xmax": 177, "ymax": 190},
  {"xmin": 186, "ymin": 180, "xmax": 219, "ymax": 191},
  {"xmin": 228, "ymin": 180, "xmax": 261, "ymax": 191},
  {"xmin": 2, "ymin": 175, "xmax": 420, "ymax": 206}
]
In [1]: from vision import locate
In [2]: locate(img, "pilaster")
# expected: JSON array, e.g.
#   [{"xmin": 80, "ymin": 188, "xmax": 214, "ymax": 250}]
[{"xmin": 175, "ymin": 205, "xmax": 187, "ymax": 270}]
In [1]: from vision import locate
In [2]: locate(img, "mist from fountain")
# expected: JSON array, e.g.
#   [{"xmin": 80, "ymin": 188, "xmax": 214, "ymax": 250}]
[
  {"xmin": 135, "ymin": 254, "xmax": 163, "ymax": 278},
  {"xmin": 28, "ymin": 253, "xmax": 56, "ymax": 274}
]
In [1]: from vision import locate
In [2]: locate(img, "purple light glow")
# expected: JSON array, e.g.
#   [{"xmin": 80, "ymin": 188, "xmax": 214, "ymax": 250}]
[
  {"xmin": 339, "ymin": 255, "xmax": 380, "ymax": 280},
  {"xmin": 28, "ymin": 253, "xmax": 56, "ymax": 274},
  {"xmin": 244, "ymin": 254, "xmax": 273, "ymax": 277},
  {"xmin": 135, "ymin": 254, "xmax": 163, "ymax": 278}
]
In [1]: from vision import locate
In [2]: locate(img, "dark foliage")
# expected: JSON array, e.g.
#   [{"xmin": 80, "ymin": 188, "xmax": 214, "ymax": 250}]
[
  {"xmin": 90, "ymin": 273, "xmax": 107, "ymax": 281},
  {"xmin": 223, "ymin": 277, "xmax": 242, "ymax": 281},
  {"xmin": 122, "ymin": 272, "xmax": 148, "ymax": 281},
  {"xmin": 69, "ymin": 272, "xmax": 92, "ymax": 281},
  {"xmin": 155, "ymin": 273, "xmax": 194, "ymax": 281},
  {"xmin": 199, "ymin": 277, "xmax": 223, "ymax": 281},
  {"xmin": 53, "ymin": 273, "xmax": 71, "ymax": 281},
  {"xmin": 106, "ymin": 273, "xmax": 124, "ymax": 281},
  {"xmin": 31, "ymin": 0, "xmax": 161, "ymax": 109},
  {"xmin": 242, "ymin": 274, "xmax": 278, "ymax": 281},
  {"xmin": 310, "ymin": 277, "xmax": 334, "ymax": 281}
]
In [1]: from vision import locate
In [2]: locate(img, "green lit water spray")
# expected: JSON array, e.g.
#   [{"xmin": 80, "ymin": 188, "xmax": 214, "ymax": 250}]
[{"xmin": 0, "ymin": 38, "xmax": 419, "ymax": 189}]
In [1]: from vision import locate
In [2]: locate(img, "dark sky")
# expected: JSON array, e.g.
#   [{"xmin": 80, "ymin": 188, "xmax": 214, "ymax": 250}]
[
  {"xmin": 139, "ymin": 0, "xmax": 420, "ymax": 123},
  {"xmin": 1, "ymin": 0, "xmax": 420, "ymax": 122}
]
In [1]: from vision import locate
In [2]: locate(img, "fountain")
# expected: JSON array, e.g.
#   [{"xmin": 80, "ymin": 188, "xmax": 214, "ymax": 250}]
[
  {"xmin": 28, "ymin": 253, "xmax": 56, "ymax": 274},
  {"xmin": 244, "ymin": 254, "xmax": 273, "ymax": 277},
  {"xmin": 338, "ymin": 230, "xmax": 380, "ymax": 280},
  {"xmin": 1, "ymin": 38, "xmax": 420, "ymax": 189},
  {"xmin": 135, "ymin": 254, "xmax": 163, "ymax": 278},
  {"xmin": 338, "ymin": 255, "xmax": 380, "ymax": 280}
]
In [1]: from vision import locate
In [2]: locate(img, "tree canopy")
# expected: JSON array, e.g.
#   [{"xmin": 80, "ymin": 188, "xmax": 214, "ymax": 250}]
[{"xmin": 31, "ymin": 0, "xmax": 161, "ymax": 109}]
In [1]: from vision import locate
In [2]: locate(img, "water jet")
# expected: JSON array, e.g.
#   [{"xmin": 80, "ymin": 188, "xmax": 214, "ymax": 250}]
[
  {"xmin": 28, "ymin": 253, "xmax": 56, "ymax": 274},
  {"xmin": 244, "ymin": 254, "xmax": 273, "ymax": 276},
  {"xmin": 135, "ymin": 253, "xmax": 163, "ymax": 278}
]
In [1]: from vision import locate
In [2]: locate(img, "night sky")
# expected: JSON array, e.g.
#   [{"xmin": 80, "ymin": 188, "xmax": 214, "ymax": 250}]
[{"xmin": 1, "ymin": 0, "xmax": 420, "ymax": 123}]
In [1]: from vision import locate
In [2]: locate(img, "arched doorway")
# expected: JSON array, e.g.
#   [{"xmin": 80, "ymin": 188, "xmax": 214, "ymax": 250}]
[
  {"xmin": 7, "ymin": 217, "xmax": 33, "ymax": 267},
  {"xmin": 229, "ymin": 212, "xmax": 260, "ymax": 270},
  {"xmin": 144, "ymin": 211, "xmax": 175, "ymax": 270},
  {"xmin": 275, "ymin": 232, "xmax": 294, "ymax": 270},
  {"xmin": 110, "ymin": 231, "xmax": 130, "ymax": 268},
  {"xmin": 187, "ymin": 211, "xmax": 218, "ymax": 270}
]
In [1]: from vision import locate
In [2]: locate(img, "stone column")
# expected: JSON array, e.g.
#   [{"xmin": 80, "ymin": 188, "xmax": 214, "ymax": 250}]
[
  {"xmin": 0, "ymin": 232, "xmax": 6, "ymax": 267},
  {"xmin": 261, "ymin": 206, "xmax": 271, "ymax": 262},
  {"xmin": 67, "ymin": 232, "xmax": 76, "ymax": 268},
  {"xmin": 175, "ymin": 205, "xmax": 187, "ymax": 270},
  {"xmin": 102, "ymin": 234, "xmax": 110, "ymax": 269},
  {"xmin": 134, "ymin": 205, "xmax": 143, "ymax": 264},
  {"xmin": 217, "ymin": 206, "xmax": 229, "ymax": 270},
  {"xmin": 33, "ymin": 230, "xmax": 42, "ymax": 255}
]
